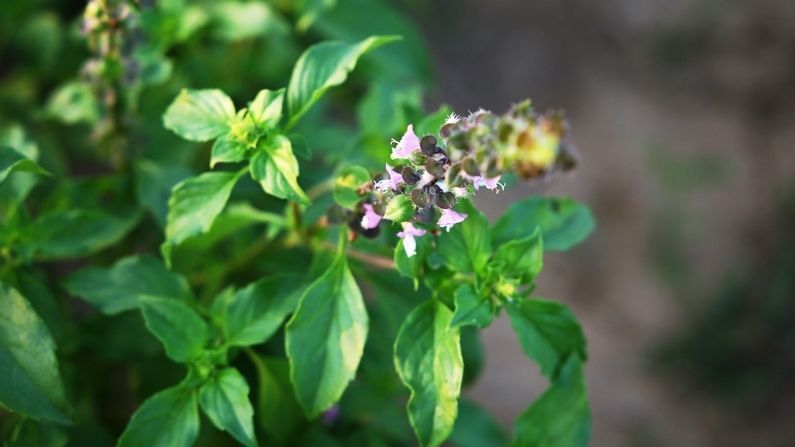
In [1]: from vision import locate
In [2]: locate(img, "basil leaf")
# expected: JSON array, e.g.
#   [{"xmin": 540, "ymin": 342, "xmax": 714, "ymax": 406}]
[
  {"xmin": 134, "ymin": 159, "xmax": 192, "ymax": 229},
  {"xmin": 506, "ymin": 298, "xmax": 586, "ymax": 379},
  {"xmin": 450, "ymin": 399, "xmax": 508, "ymax": 447},
  {"xmin": 0, "ymin": 146, "xmax": 49, "ymax": 184},
  {"xmin": 210, "ymin": 134, "xmax": 248, "ymax": 168},
  {"xmin": 28, "ymin": 209, "xmax": 139, "ymax": 260},
  {"xmin": 492, "ymin": 197, "xmax": 594, "ymax": 252},
  {"xmin": 250, "ymin": 354, "xmax": 305, "ymax": 443},
  {"xmin": 45, "ymin": 81, "xmax": 99, "ymax": 125},
  {"xmin": 213, "ymin": 274, "xmax": 303, "ymax": 347},
  {"xmin": 118, "ymin": 385, "xmax": 200, "ymax": 447},
  {"xmin": 332, "ymin": 164, "xmax": 370, "ymax": 209},
  {"xmin": 0, "ymin": 284, "xmax": 71, "ymax": 424},
  {"xmin": 164, "ymin": 89, "xmax": 236, "ymax": 142},
  {"xmin": 437, "ymin": 201, "xmax": 491, "ymax": 274},
  {"xmin": 286, "ymin": 35, "xmax": 399, "ymax": 128},
  {"xmin": 285, "ymin": 254, "xmax": 368, "ymax": 418},
  {"xmin": 249, "ymin": 135, "xmax": 309, "ymax": 205},
  {"xmin": 450, "ymin": 284, "xmax": 493, "ymax": 329},
  {"xmin": 512, "ymin": 356, "xmax": 590, "ymax": 447},
  {"xmin": 491, "ymin": 228, "xmax": 543, "ymax": 283},
  {"xmin": 199, "ymin": 368, "xmax": 257, "ymax": 447},
  {"xmin": 64, "ymin": 255, "xmax": 192, "ymax": 315},
  {"xmin": 248, "ymin": 88, "xmax": 284, "ymax": 127},
  {"xmin": 140, "ymin": 296, "xmax": 209, "ymax": 363},
  {"xmin": 394, "ymin": 300, "xmax": 463, "ymax": 447}
]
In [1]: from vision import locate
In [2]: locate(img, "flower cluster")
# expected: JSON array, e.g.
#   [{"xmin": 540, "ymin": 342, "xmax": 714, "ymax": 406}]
[{"xmin": 344, "ymin": 100, "xmax": 577, "ymax": 256}]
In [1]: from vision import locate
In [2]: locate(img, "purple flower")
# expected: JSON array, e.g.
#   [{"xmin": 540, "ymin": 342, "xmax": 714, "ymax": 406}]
[
  {"xmin": 322, "ymin": 406, "xmax": 340, "ymax": 425},
  {"xmin": 374, "ymin": 163, "xmax": 403, "ymax": 192},
  {"xmin": 361, "ymin": 203, "xmax": 382, "ymax": 229},
  {"xmin": 397, "ymin": 222, "xmax": 426, "ymax": 257},
  {"xmin": 438, "ymin": 208, "xmax": 467, "ymax": 231},
  {"xmin": 391, "ymin": 124, "xmax": 420, "ymax": 159}
]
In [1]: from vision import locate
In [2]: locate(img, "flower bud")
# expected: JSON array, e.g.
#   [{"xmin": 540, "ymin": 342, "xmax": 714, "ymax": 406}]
[
  {"xmin": 420, "ymin": 135, "xmax": 437, "ymax": 155},
  {"xmin": 435, "ymin": 192, "xmax": 456, "ymax": 209},
  {"xmin": 462, "ymin": 158, "xmax": 480, "ymax": 176},
  {"xmin": 410, "ymin": 188, "xmax": 432, "ymax": 208},
  {"xmin": 401, "ymin": 166, "xmax": 420, "ymax": 185},
  {"xmin": 384, "ymin": 195, "xmax": 414, "ymax": 222}
]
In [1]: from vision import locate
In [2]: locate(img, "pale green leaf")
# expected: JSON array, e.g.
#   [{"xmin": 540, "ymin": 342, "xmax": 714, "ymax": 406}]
[
  {"xmin": 210, "ymin": 134, "xmax": 248, "ymax": 168},
  {"xmin": 394, "ymin": 300, "xmax": 463, "ymax": 447},
  {"xmin": 248, "ymin": 88, "xmax": 284, "ymax": 127},
  {"xmin": 118, "ymin": 385, "xmax": 200, "ymax": 447},
  {"xmin": 491, "ymin": 228, "xmax": 543, "ymax": 284},
  {"xmin": 332, "ymin": 165, "xmax": 370, "ymax": 209},
  {"xmin": 0, "ymin": 284, "xmax": 71, "ymax": 424},
  {"xmin": 46, "ymin": 81, "xmax": 99, "ymax": 125},
  {"xmin": 249, "ymin": 135, "xmax": 309, "ymax": 205},
  {"xmin": 163, "ymin": 89, "xmax": 236, "ymax": 142},
  {"xmin": 0, "ymin": 146, "xmax": 49, "ymax": 184},
  {"xmin": 285, "ymin": 254, "xmax": 368, "ymax": 418},
  {"xmin": 199, "ymin": 368, "xmax": 257, "ymax": 447},
  {"xmin": 64, "ymin": 255, "xmax": 192, "ymax": 315},
  {"xmin": 286, "ymin": 35, "xmax": 400, "ymax": 128}
]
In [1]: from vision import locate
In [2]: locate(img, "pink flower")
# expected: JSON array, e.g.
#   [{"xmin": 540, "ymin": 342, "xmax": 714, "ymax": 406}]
[
  {"xmin": 473, "ymin": 175, "xmax": 503, "ymax": 191},
  {"xmin": 373, "ymin": 163, "xmax": 403, "ymax": 192},
  {"xmin": 361, "ymin": 203, "xmax": 382, "ymax": 229},
  {"xmin": 391, "ymin": 124, "xmax": 420, "ymax": 159},
  {"xmin": 397, "ymin": 222, "xmax": 426, "ymax": 257},
  {"xmin": 438, "ymin": 208, "xmax": 467, "ymax": 231}
]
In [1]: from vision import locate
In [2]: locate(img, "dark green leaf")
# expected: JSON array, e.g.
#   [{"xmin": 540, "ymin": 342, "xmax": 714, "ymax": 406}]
[
  {"xmin": 163, "ymin": 170, "xmax": 243, "ymax": 253},
  {"xmin": 5, "ymin": 419, "xmax": 67, "ymax": 447},
  {"xmin": 286, "ymin": 35, "xmax": 400, "ymax": 128},
  {"xmin": 249, "ymin": 135, "xmax": 309, "ymax": 205},
  {"xmin": 450, "ymin": 284, "xmax": 493, "ymax": 329},
  {"xmin": 0, "ymin": 146, "xmax": 48, "ymax": 184},
  {"xmin": 163, "ymin": 89, "xmax": 236, "ymax": 142},
  {"xmin": 134, "ymin": 159, "xmax": 192, "ymax": 228},
  {"xmin": 212, "ymin": 274, "xmax": 303, "ymax": 347},
  {"xmin": 0, "ymin": 284, "xmax": 71, "ymax": 424},
  {"xmin": 512, "ymin": 356, "xmax": 590, "ymax": 447},
  {"xmin": 394, "ymin": 237, "xmax": 429, "ymax": 284},
  {"xmin": 250, "ymin": 354, "xmax": 306, "ymax": 443},
  {"xmin": 491, "ymin": 228, "xmax": 543, "ymax": 283},
  {"xmin": 64, "ymin": 255, "xmax": 192, "ymax": 315},
  {"xmin": 450, "ymin": 399, "xmax": 508, "ymax": 447},
  {"xmin": 394, "ymin": 300, "xmax": 463, "ymax": 447},
  {"xmin": 140, "ymin": 297, "xmax": 209, "ymax": 363},
  {"xmin": 118, "ymin": 385, "xmax": 200, "ymax": 447},
  {"xmin": 199, "ymin": 368, "xmax": 256, "ymax": 447},
  {"xmin": 506, "ymin": 298, "xmax": 586, "ymax": 379},
  {"xmin": 285, "ymin": 254, "xmax": 368, "ymax": 418},
  {"xmin": 28, "ymin": 209, "xmax": 139, "ymax": 260},
  {"xmin": 437, "ymin": 201, "xmax": 491, "ymax": 274},
  {"xmin": 492, "ymin": 197, "xmax": 594, "ymax": 252},
  {"xmin": 332, "ymin": 165, "xmax": 370, "ymax": 209}
]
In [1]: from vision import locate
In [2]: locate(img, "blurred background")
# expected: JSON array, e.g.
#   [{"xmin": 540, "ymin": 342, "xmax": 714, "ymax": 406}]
[
  {"xmin": 2, "ymin": 0, "xmax": 794, "ymax": 445},
  {"xmin": 414, "ymin": 0, "xmax": 795, "ymax": 445}
]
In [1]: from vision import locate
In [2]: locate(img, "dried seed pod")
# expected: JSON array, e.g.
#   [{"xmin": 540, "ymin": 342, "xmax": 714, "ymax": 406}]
[
  {"xmin": 401, "ymin": 166, "xmax": 420, "ymax": 184},
  {"xmin": 426, "ymin": 159, "xmax": 446, "ymax": 178},
  {"xmin": 410, "ymin": 188, "xmax": 432, "ymax": 208},
  {"xmin": 420, "ymin": 135, "xmax": 437, "ymax": 155},
  {"xmin": 462, "ymin": 158, "xmax": 480, "ymax": 176},
  {"xmin": 435, "ymin": 191, "xmax": 456, "ymax": 209}
]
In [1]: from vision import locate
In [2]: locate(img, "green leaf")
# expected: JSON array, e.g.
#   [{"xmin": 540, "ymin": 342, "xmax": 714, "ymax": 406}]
[
  {"xmin": 449, "ymin": 399, "xmax": 508, "ymax": 447},
  {"xmin": 415, "ymin": 105, "xmax": 453, "ymax": 137},
  {"xmin": 210, "ymin": 1, "xmax": 284, "ymax": 41},
  {"xmin": 64, "ymin": 255, "xmax": 192, "ymax": 315},
  {"xmin": 383, "ymin": 194, "xmax": 413, "ymax": 222},
  {"xmin": 450, "ymin": 284, "xmax": 493, "ymax": 329},
  {"xmin": 0, "ymin": 146, "xmax": 49, "ymax": 184},
  {"xmin": 250, "ymin": 354, "xmax": 305, "ymax": 443},
  {"xmin": 118, "ymin": 385, "xmax": 200, "ymax": 447},
  {"xmin": 248, "ymin": 88, "xmax": 284, "ymax": 127},
  {"xmin": 5, "ymin": 419, "xmax": 67, "ymax": 447},
  {"xmin": 199, "ymin": 368, "xmax": 257, "ymax": 447},
  {"xmin": 0, "ymin": 284, "xmax": 71, "ymax": 424},
  {"xmin": 297, "ymin": 0, "xmax": 336, "ymax": 31},
  {"xmin": 45, "ymin": 81, "xmax": 99, "ymax": 125},
  {"xmin": 28, "ymin": 209, "xmax": 139, "ymax": 260},
  {"xmin": 332, "ymin": 165, "xmax": 370, "ymax": 209},
  {"xmin": 164, "ymin": 170, "xmax": 243, "ymax": 253},
  {"xmin": 164, "ymin": 89, "xmax": 236, "ymax": 142},
  {"xmin": 286, "ymin": 35, "xmax": 400, "ymax": 128},
  {"xmin": 492, "ymin": 197, "xmax": 594, "ymax": 252},
  {"xmin": 213, "ymin": 274, "xmax": 303, "ymax": 347},
  {"xmin": 210, "ymin": 134, "xmax": 248, "ymax": 168},
  {"xmin": 0, "ymin": 126, "xmax": 40, "ymax": 206},
  {"xmin": 285, "ymin": 254, "xmax": 368, "ymax": 418},
  {"xmin": 140, "ymin": 296, "xmax": 209, "ymax": 363},
  {"xmin": 491, "ymin": 228, "xmax": 543, "ymax": 283},
  {"xmin": 249, "ymin": 135, "xmax": 309, "ymax": 205},
  {"xmin": 394, "ymin": 300, "xmax": 463, "ymax": 447},
  {"xmin": 437, "ymin": 201, "xmax": 491, "ymax": 274},
  {"xmin": 512, "ymin": 356, "xmax": 590, "ymax": 447},
  {"xmin": 506, "ymin": 298, "xmax": 586, "ymax": 379},
  {"xmin": 394, "ymin": 237, "xmax": 429, "ymax": 284}
]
